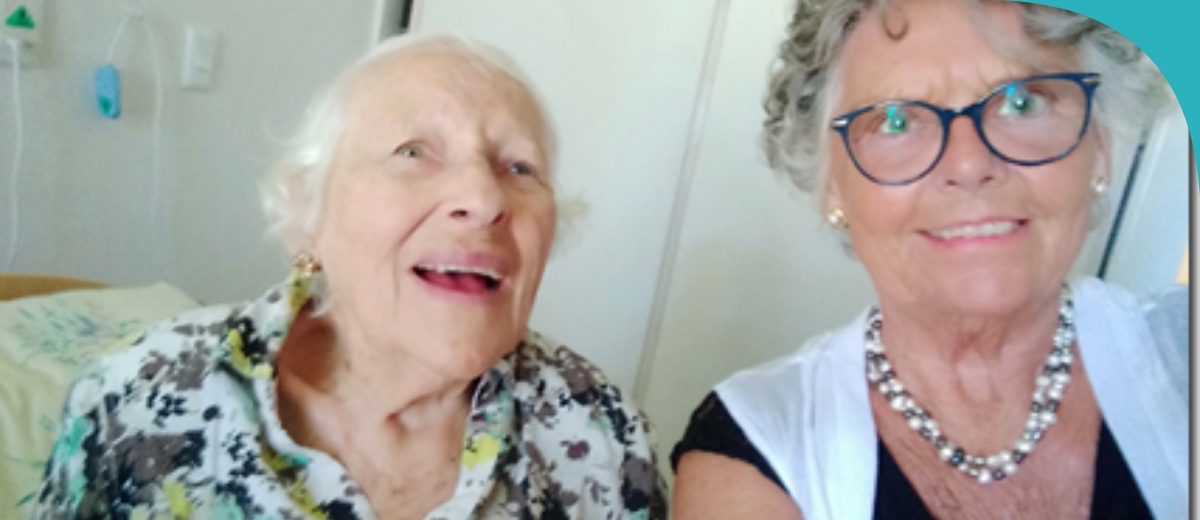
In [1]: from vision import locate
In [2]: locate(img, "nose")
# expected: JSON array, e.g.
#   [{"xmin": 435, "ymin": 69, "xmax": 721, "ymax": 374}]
[
  {"xmin": 933, "ymin": 116, "xmax": 1003, "ymax": 191},
  {"xmin": 447, "ymin": 158, "xmax": 508, "ymax": 227}
]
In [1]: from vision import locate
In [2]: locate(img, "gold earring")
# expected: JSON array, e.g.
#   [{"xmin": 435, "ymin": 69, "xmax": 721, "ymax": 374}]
[
  {"xmin": 1091, "ymin": 176, "xmax": 1110, "ymax": 195},
  {"xmin": 291, "ymin": 251, "xmax": 323, "ymax": 279},
  {"xmin": 826, "ymin": 207, "xmax": 848, "ymax": 230}
]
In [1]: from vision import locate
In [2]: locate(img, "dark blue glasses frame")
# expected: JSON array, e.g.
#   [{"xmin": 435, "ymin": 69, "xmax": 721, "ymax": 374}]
[{"xmin": 829, "ymin": 72, "xmax": 1102, "ymax": 186}]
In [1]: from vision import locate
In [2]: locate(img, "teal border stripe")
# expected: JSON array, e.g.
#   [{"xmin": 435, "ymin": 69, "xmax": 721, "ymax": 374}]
[{"xmin": 1023, "ymin": 0, "xmax": 1195, "ymax": 139}]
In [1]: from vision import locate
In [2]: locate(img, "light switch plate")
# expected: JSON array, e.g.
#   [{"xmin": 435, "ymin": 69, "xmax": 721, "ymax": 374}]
[{"xmin": 181, "ymin": 26, "xmax": 218, "ymax": 90}]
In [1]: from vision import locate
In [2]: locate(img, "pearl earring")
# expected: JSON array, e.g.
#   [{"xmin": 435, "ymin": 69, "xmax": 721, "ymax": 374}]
[{"xmin": 826, "ymin": 207, "xmax": 848, "ymax": 230}]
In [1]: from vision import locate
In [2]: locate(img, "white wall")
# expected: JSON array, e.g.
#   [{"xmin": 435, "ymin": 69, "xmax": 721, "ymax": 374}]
[{"xmin": 0, "ymin": 0, "xmax": 379, "ymax": 304}]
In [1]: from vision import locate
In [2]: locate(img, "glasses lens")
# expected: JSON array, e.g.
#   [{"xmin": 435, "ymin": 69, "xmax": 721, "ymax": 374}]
[
  {"xmin": 846, "ymin": 102, "xmax": 942, "ymax": 184},
  {"xmin": 981, "ymin": 77, "xmax": 1090, "ymax": 163}
]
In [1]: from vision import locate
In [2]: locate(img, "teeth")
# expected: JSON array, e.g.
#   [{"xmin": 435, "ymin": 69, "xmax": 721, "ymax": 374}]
[
  {"xmin": 418, "ymin": 264, "xmax": 502, "ymax": 282},
  {"xmin": 929, "ymin": 221, "xmax": 1018, "ymax": 240}
]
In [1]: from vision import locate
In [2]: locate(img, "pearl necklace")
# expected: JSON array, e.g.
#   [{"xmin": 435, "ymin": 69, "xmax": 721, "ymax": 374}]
[{"xmin": 864, "ymin": 289, "xmax": 1076, "ymax": 485}]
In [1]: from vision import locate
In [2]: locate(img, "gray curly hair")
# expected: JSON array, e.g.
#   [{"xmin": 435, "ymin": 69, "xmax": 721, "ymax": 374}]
[
  {"xmin": 762, "ymin": 0, "xmax": 1169, "ymax": 204},
  {"xmin": 260, "ymin": 31, "xmax": 560, "ymax": 251}
]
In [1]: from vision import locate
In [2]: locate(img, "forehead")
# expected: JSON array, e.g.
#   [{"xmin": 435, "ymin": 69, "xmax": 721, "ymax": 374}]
[
  {"xmin": 345, "ymin": 47, "xmax": 547, "ymax": 140},
  {"xmin": 836, "ymin": 0, "xmax": 1073, "ymax": 108}
]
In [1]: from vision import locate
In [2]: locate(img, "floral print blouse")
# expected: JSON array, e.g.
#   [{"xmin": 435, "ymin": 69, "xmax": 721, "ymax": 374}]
[{"xmin": 29, "ymin": 274, "xmax": 666, "ymax": 520}]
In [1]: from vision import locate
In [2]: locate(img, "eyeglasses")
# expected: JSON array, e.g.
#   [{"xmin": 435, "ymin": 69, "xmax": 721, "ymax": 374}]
[{"xmin": 829, "ymin": 72, "xmax": 1101, "ymax": 186}]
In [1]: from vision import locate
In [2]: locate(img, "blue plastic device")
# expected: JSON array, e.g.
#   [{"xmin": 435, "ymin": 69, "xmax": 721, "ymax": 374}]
[{"xmin": 95, "ymin": 64, "xmax": 121, "ymax": 119}]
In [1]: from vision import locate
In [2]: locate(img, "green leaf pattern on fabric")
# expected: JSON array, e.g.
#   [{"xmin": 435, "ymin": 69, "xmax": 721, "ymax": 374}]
[{"xmin": 11, "ymin": 302, "xmax": 142, "ymax": 366}]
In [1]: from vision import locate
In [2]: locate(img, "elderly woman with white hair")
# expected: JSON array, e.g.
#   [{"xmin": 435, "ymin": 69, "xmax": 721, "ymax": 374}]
[
  {"xmin": 32, "ymin": 32, "xmax": 665, "ymax": 520},
  {"xmin": 672, "ymin": 0, "xmax": 1185, "ymax": 519}
]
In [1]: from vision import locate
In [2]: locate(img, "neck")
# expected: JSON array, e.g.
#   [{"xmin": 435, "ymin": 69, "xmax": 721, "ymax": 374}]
[
  {"xmin": 878, "ymin": 291, "xmax": 1062, "ymax": 364},
  {"xmin": 874, "ymin": 290, "xmax": 1065, "ymax": 406},
  {"xmin": 280, "ymin": 309, "xmax": 474, "ymax": 431}
]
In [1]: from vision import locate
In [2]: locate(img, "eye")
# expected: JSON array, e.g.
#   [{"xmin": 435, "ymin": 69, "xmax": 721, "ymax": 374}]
[
  {"xmin": 394, "ymin": 143, "xmax": 423, "ymax": 158},
  {"xmin": 998, "ymin": 85, "xmax": 1045, "ymax": 117},
  {"xmin": 505, "ymin": 161, "xmax": 537, "ymax": 176},
  {"xmin": 878, "ymin": 105, "xmax": 910, "ymax": 135}
]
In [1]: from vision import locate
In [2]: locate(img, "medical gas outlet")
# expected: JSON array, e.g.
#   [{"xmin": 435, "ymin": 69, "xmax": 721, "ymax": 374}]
[{"xmin": 0, "ymin": 0, "xmax": 43, "ymax": 67}]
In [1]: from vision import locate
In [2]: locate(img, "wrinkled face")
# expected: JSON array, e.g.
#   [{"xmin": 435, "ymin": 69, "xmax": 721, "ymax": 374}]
[
  {"xmin": 827, "ymin": 0, "xmax": 1106, "ymax": 318},
  {"xmin": 309, "ymin": 48, "xmax": 556, "ymax": 379}
]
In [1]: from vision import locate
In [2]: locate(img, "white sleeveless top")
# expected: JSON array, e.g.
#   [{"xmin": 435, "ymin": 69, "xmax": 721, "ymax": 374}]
[{"xmin": 717, "ymin": 278, "xmax": 1188, "ymax": 520}]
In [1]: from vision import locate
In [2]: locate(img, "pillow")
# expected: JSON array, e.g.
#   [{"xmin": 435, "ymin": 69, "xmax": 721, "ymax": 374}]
[{"xmin": 0, "ymin": 283, "xmax": 199, "ymax": 517}]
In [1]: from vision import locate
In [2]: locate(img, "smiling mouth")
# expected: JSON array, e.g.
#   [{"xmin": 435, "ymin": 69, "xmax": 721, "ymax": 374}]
[
  {"xmin": 413, "ymin": 264, "xmax": 503, "ymax": 293},
  {"xmin": 927, "ymin": 220, "xmax": 1023, "ymax": 241}
]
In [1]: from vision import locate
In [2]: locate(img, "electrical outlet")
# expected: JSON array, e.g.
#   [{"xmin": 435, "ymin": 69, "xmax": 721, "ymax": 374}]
[{"xmin": 0, "ymin": 0, "xmax": 44, "ymax": 67}]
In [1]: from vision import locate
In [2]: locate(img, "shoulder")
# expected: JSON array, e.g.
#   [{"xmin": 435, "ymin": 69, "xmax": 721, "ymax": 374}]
[
  {"xmin": 35, "ymin": 302, "xmax": 268, "ymax": 517},
  {"xmin": 508, "ymin": 331, "xmax": 624, "ymax": 405},
  {"xmin": 1073, "ymin": 278, "xmax": 1173, "ymax": 359},
  {"xmin": 1073, "ymin": 282, "xmax": 1189, "ymax": 518},
  {"xmin": 1073, "ymin": 277, "xmax": 1187, "ymax": 395},
  {"xmin": 509, "ymin": 330, "xmax": 646, "ymax": 441},
  {"xmin": 64, "ymin": 303, "xmax": 241, "ymax": 413},
  {"xmin": 506, "ymin": 330, "xmax": 666, "ymax": 517},
  {"xmin": 1075, "ymin": 277, "xmax": 1188, "ymax": 331},
  {"xmin": 710, "ymin": 309, "xmax": 876, "ymax": 496},
  {"xmin": 1074, "ymin": 277, "xmax": 1142, "ymax": 315}
]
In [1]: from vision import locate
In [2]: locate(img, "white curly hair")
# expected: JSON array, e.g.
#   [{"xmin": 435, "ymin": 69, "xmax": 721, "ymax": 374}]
[{"xmin": 761, "ymin": 0, "xmax": 1170, "ymax": 212}]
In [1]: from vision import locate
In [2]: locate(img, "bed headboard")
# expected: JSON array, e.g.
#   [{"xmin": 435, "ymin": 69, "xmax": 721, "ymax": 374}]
[{"xmin": 0, "ymin": 274, "xmax": 108, "ymax": 301}]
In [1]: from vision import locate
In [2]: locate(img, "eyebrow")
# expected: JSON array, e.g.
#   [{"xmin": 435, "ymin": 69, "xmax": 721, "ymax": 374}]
[{"xmin": 839, "ymin": 68, "xmax": 1046, "ymax": 113}]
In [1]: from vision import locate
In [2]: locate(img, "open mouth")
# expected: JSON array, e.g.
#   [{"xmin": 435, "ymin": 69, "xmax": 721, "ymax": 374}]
[
  {"xmin": 413, "ymin": 264, "xmax": 503, "ymax": 293},
  {"xmin": 927, "ymin": 220, "xmax": 1024, "ymax": 241}
]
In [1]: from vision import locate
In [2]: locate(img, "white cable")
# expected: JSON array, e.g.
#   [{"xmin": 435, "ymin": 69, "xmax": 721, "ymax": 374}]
[
  {"xmin": 105, "ymin": 13, "xmax": 134, "ymax": 64},
  {"xmin": 4, "ymin": 38, "xmax": 23, "ymax": 272}
]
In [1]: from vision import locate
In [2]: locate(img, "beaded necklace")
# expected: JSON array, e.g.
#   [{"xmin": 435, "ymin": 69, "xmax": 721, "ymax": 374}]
[{"xmin": 864, "ymin": 289, "xmax": 1075, "ymax": 484}]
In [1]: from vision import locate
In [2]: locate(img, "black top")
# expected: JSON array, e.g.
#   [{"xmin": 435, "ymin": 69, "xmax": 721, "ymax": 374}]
[{"xmin": 672, "ymin": 392, "xmax": 1153, "ymax": 519}]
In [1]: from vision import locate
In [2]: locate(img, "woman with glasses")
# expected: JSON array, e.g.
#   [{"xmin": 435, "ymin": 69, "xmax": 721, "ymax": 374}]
[{"xmin": 671, "ymin": 0, "xmax": 1184, "ymax": 519}]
